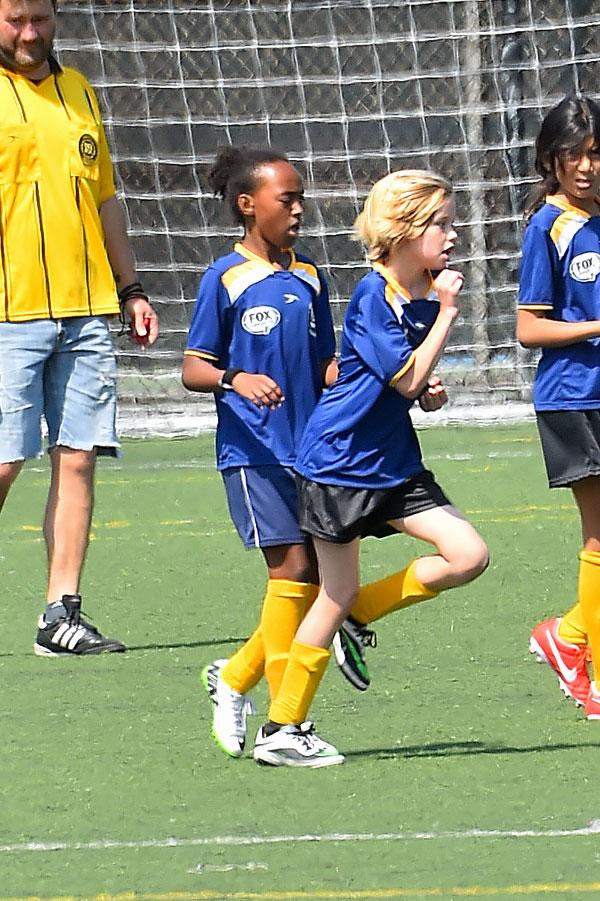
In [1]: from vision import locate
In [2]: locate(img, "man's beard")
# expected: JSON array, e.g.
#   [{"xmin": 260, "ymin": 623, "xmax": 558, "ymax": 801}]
[{"xmin": 0, "ymin": 35, "xmax": 53, "ymax": 74}]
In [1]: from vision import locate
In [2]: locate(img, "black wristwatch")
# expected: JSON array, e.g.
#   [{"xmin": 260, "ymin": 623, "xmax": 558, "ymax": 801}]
[{"xmin": 218, "ymin": 368, "xmax": 244, "ymax": 391}]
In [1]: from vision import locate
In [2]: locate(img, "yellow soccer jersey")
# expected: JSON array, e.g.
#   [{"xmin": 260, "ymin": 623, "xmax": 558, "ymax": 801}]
[{"xmin": 0, "ymin": 61, "xmax": 119, "ymax": 321}]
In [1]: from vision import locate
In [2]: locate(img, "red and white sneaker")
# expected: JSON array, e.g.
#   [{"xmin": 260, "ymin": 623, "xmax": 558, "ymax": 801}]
[
  {"xmin": 529, "ymin": 616, "xmax": 590, "ymax": 706},
  {"xmin": 584, "ymin": 682, "xmax": 600, "ymax": 720}
]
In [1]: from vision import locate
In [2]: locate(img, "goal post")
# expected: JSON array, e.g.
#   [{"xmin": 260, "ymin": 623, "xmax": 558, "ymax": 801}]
[{"xmin": 54, "ymin": 0, "xmax": 600, "ymax": 434}]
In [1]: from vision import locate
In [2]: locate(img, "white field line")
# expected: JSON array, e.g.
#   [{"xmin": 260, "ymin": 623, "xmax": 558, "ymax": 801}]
[
  {"xmin": 24, "ymin": 444, "xmax": 538, "ymax": 477},
  {"xmin": 2, "ymin": 821, "xmax": 600, "ymax": 855}
]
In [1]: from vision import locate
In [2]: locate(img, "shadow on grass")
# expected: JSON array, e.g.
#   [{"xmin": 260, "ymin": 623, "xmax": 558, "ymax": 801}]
[
  {"xmin": 125, "ymin": 636, "xmax": 248, "ymax": 652},
  {"xmin": 345, "ymin": 739, "xmax": 600, "ymax": 759},
  {"xmin": 0, "ymin": 636, "xmax": 248, "ymax": 657}
]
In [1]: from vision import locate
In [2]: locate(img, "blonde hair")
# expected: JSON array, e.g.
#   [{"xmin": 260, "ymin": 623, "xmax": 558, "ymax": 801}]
[{"xmin": 354, "ymin": 169, "xmax": 452, "ymax": 261}]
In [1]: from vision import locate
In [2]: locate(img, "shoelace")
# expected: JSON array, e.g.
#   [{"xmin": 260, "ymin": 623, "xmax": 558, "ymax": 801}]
[
  {"xmin": 223, "ymin": 685, "xmax": 253, "ymax": 734},
  {"xmin": 355, "ymin": 624, "xmax": 377, "ymax": 649},
  {"xmin": 297, "ymin": 721, "xmax": 323, "ymax": 751},
  {"xmin": 66, "ymin": 606, "xmax": 100, "ymax": 636},
  {"xmin": 206, "ymin": 665, "xmax": 220, "ymax": 701}
]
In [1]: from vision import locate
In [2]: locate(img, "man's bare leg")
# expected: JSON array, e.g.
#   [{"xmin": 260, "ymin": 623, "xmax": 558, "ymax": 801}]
[
  {"xmin": 44, "ymin": 446, "xmax": 95, "ymax": 601},
  {"xmin": 34, "ymin": 446, "xmax": 125, "ymax": 655}
]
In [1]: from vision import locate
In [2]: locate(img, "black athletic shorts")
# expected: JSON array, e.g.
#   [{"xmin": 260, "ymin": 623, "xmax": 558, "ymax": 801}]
[
  {"xmin": 297, "ymin": 469, "xmax": 451, "ymax": 544},
  {"xmin": 537, "ymin": 409, "xmax": 600, "ymax": 488}
]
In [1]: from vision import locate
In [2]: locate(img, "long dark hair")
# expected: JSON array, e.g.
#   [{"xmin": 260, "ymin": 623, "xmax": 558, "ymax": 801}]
[
  {"xmin": 208, "ymin": 146, "xmax": 289, "ymax": 225},
  {"xmin": 525, "ymin": 94, "xmax": 600, "ymax": 220}
]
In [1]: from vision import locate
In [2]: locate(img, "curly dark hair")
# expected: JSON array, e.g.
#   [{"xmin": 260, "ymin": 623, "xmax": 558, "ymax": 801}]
[{"xmin": 208, "ymin": 146, "xmax": 290, "ymax": 225}]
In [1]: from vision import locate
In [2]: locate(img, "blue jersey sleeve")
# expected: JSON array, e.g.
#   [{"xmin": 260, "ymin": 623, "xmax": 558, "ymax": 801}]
[
  {"xmin": 314, "ymin": 271, "xmax": 336, "ymax": 361},
  {"xmin": 186, "ymin": 266, "xmax": 230, "ymax": 360},
  {"xmin": 346, "ymin": 285, "xmax": 413, "ymax": 383},
  {"xmin": 518, "ymin": 222, "xmax": 557, "ymax": 309}
]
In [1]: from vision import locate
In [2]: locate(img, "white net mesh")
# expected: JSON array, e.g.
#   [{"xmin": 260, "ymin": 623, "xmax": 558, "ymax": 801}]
[{"xmin": 54, "ymin": 0, "xmax": 600, "ymax": 435}]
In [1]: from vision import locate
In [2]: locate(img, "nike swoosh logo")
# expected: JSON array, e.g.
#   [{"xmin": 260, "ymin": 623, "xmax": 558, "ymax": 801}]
[{"xmin": 546, "ymin": 630, "xmax": 578, "ymax": 682}]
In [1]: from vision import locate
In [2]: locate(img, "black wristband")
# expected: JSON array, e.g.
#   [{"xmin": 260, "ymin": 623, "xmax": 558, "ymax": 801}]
[
  {"xmin": 118, "ymin": 281, "xmax": 149, "ymax": 305},
  {"xmin": 218, "ymin": 368, "xmax": 244, "ymax": 391}
]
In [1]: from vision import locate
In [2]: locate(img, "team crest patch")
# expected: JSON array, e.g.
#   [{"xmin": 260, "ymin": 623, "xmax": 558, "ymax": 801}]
[
  {"xmin": 569, "ymin": 252, "xmax": 600, "ymax": 283},
  {"xmin": 241, "ymin": 306, "xmax": 281, "ymax": 335},
  {"xmin": 79, "ymin": 133, "xmax": 98, "ymax": 165}
]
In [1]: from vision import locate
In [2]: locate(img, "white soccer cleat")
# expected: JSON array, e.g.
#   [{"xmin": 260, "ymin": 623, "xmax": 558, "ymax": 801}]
[
  {"xmin": 200, "ymin": 659, "xmax": 256, "ymax": 758},
  {"xmin": 253, "ymin": 721, "xmax": 344, "ymax": 768}
]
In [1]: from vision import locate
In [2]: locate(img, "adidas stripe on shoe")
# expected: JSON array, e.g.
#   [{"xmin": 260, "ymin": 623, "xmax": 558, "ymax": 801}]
[{"xmin": 33, "ymin": 595, "xmax": 126, "ymax": 656}]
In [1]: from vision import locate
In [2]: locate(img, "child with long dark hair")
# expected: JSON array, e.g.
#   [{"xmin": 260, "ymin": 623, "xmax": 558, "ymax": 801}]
[
  {"xmin": 252, "ymin": 170, "xmax": 489, "ymax": 767},
  {"xmin": 518, "ymin": 95, "xmax": 600, "ymax": 718}
]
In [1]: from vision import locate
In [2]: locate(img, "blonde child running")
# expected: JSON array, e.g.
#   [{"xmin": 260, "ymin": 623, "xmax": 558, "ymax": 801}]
[{"xmin": 252, "ymin": 169, "xmax": 489, "ymax": 767}]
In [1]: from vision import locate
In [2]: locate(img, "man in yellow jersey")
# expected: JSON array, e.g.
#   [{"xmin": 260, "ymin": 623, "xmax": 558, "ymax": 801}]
[{"xmin": 0, "ymin": 0, "xmax": 159, "ymax": 655}]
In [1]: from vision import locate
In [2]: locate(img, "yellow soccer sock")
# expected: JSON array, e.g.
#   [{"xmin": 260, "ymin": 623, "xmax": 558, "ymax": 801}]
[
  {"xmin": 557, "ymin": 602, "xmax": 588, "ymax": 646},
  {"xmin": 261, "ymin": 579, "xmax": 319, "ymax": 700},
  {"xmin": 578, "ymin": 549, "xmax": 600, "ymax": 681},
  {"xmin": 221, "ymin": 627, "xmax": 265, "ymax": 694},
  {"xmin": 349, "ymin": 559, "xmax": 438, "ymax": 625},
  {"xmin": 268, "ymin": 639, "xmax": 330, "ymax": 726}
]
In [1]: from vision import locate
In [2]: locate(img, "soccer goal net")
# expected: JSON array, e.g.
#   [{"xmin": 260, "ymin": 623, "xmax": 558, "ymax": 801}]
[{"xmin": 54, "ymin": 0, "xmax": 600, "ymax": 435}]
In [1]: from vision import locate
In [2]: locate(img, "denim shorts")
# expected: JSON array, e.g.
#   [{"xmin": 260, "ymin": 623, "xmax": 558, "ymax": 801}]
[
  {"xmin": 222, "ymin": 464, "xmax": 305, "ymax": 549},
  {"xmin": 0, "ymin": 317, "xmax": 119, "ymax": 462}
]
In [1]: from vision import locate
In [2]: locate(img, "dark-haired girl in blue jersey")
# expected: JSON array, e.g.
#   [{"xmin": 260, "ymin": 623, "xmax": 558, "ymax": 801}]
[
  {"xmin": 517, "ymin": 94, "xmax": 600, "ymax": 720},
  {"xmin": 252, "ymin": 169, "xmax": 489, "ymax": 767},
  {"xmin": 182, "ymin": 146, "xmax": 338, "ymax": 758}
]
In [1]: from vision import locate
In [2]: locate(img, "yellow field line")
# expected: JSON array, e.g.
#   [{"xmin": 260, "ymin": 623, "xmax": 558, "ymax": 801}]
[
  {"xmin": 11, "ymin": 502, "xmax": 573, "ymax": 539},
  {"xmin": 6, "ymin": 883, "xmax": 600, "ymax": 901}
]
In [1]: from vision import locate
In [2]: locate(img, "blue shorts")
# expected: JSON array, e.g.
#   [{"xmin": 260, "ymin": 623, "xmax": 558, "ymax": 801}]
[
  {"xmin": 222, "ymin": 465, "xmax": 305, "ymax": 549},
  {"xmin": 0, "ymin": 317, "xmax": 119, "ymax": 463}
]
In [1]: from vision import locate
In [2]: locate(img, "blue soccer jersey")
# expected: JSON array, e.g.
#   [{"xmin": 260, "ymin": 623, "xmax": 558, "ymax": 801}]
[
  {"xmin": 185, "ymin": 243, "xmax": 336, "ymax": 470},
  {"xmin": 519, "ymin": 196, "xmax": 600, "ymax": 411},
  {"xmin": 295, "ymin": 262, "xmax": 440, "ymax": 489}
]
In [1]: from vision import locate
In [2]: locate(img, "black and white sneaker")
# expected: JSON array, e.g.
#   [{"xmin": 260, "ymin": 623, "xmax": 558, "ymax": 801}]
[
  {"xmin": 33, "ymin": 595, "xmax": 126, "ymax": 656},
  {"xmin": 332, "ymin": 617, "xmax": 377, "ymax": 691}
]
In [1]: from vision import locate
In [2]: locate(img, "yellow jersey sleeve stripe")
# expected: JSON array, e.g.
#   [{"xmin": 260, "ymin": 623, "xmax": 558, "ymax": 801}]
[
  {"xmin": 519, "ymin": 303, "xmax": 553, "ymax": 310},
  {"xmin": 384, "ymin": 283, "xmax": 409, "ymax": 324},
  {"xmin": 231, "ymin": 243, "xmax": 321, "ymax": 295},
  {"xmin": 546, "ymin": 193, "xmax": 592, "ymax": 215},
  {"xmin": 234, "ymin": 241, "xmax": 278, "ymax": 267},
  {"xmin": 373, "ymin": 260, "xmax": 412, "ymax": 302},
  {"xmin": 550, "ymin": 210, "xmax": 589, "ymax": 260},
  {"xmin": 389, "ymin": 353, "xmax": 415, "ymax": 387},
  {"xmin": 293, "ymin": 260, "xmax": 321, "ymax": 294},
  {"xmin": 221, "ymin": 260, "xmax": 273, "ymax": 303},
  {"xmin": 183, "ymin": 349, "xmax": 218, "ymax": 361}
]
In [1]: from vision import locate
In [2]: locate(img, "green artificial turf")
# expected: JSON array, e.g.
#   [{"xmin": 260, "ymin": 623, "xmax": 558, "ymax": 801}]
[{"xmin": 2, "ymin": 425, "xmax": 599, "ymax": 901}]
